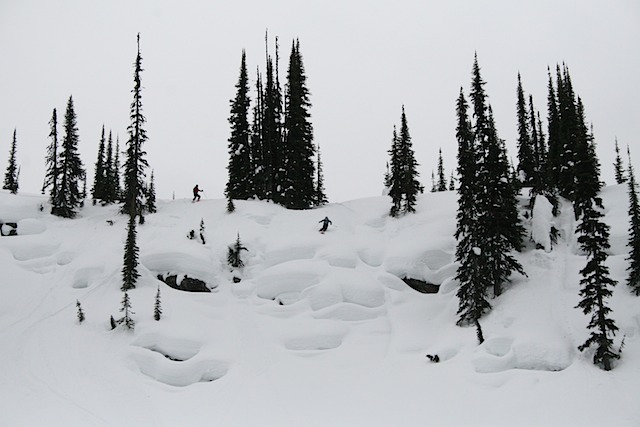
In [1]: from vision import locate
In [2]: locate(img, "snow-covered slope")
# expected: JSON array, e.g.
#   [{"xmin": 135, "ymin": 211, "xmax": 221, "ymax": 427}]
[{"xmin": 0, "ymin": 187, "xmax": 638, "ymax": 427}]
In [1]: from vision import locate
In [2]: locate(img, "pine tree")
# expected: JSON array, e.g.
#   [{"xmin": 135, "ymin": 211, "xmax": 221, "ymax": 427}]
[
  {"xmin": 281, "ymin": 39, "xmax": 315, "ymax": 209},
  {"xmin": 436, "ymin": 148, "xmax": 447, "ymax": 192},
  {"xmin": 228, "ymin": 233, "xmax": 248, "ymax": 269},
  {"xmin": 153, "ymin": 287, "xmax": 162, "ymax": 321},
  {"xmin": 546, "ymin": 67, "xmax": 561, "ymax": 192},
  {"xmin": 261, "ymin": 43, "xmax": 283, "ymax": 202},
  {"xmin": 119, "ymin": 291, "xmax": 135, "ymax": 330},
  {"xmin": 42, "ymin": 109, "xmax": 59, "ymax": 202},
  {"xmin": 102, "ymin": 131, "xmax": 117, "ymax": 204},
  {"xmin": 388, "ymin": 106, "xmax": 422, "ymax": 216},
  {"xmin": 515, "ymin": 73, "xmax": 534, "ymax": 185},
  {"xmin": 76, "ymin": 300, "xmax": 85, "ymax": 324},
  {"xmin": 449, "ymin": 171, "xmax": 456, "ymax": 191},
  {"xmin": 455, "ymin": 56, "xmax": 525, "ymax": 341},
  {"xmin": 626, "ymin": 147, "xmax": 640, "ymax": 295},
  {"xmin": 576, "ymin": 202, "xmax": 620, "ymax": 370},
  {"xmin": 250, "ymin": 68, "xmax": 266, "ymax": 199},
  {"xmin": 388, "ymin": 126, "xmax": 402, "ymax": 217},
  {"xmin": 3, "ymin": 129, "xmax": 19, "ymax": 194},
  {"xmin": 91, "ymin": 125, "xmax": 107, "ymax": 204},
  {"xmin": 226, "ymin": 50, "xmax": 253, "ymax": 201},
  {"xmin": 315, "ymin": 144, "xmax": 328, "ymax": 206},
  {"xmin": 146, "ymin": 170, "xmax": 157, "ymax": 214},
  {"xmin": 52, "ymin": 96, "xmax": 84, "ymax": 218},
  {"xmin": 121, "ymin": 214, "xmax": 140, "ymax": 291},
  {"xmin": 114, "ymin": 136, "xmax": 123, "ymax": 201},
  {"xmin": 199, "ymin": 218, "xmax": 206, "ymax": 245},
  {"xmin": 121, "ymin": 34, "xmax": 149, "ymax": 223},
  {"xmin": 572, "ymin": 97, "xmax": 601, "ymax": 220},
  {"xmin": 613, "ymin": 138, "xmax": 627, "ymax": 184}
]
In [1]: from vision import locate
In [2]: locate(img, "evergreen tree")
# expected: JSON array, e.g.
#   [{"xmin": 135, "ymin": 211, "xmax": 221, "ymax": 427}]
[
  {"xmin": 91, "ymin": 125, "xmax": 107, "ymax": 203},
  {"xmin": 315, "ymin": 144, "xmax": 328, "ymax": 206},
  {"xmin": 572, "ymin": 97, "xmax": 601, "ymax": 220},
  {"xmin": 261, "ymin": 44, "xmax": 283, "ymax": 201},
  {"xmin": 52, "ymin": 96, "xmax": 84, "ymax": 218},
  {"xmin": 430, "ymin": 171, "xmax": 436, "ymax": 193},
  {"xmin": 42, "ymin": 108, "xmax": 59, "ymax": 203},
  {"xmin": 436, "ymin": 148, "xmax": 447, "ymax": 192},
  {"xmin": 281, "ymin": 39, "xmax": 315, "ymax": 209},
  {"xmin": 515, "ymin": 73, "xmax": 534, "ymax": 185},
  {"xmin": 145, "ymin": 170, "xmax": 157, "ymax": 214},
  {"xmin": 3, "ymin": 129, "xmax": 19, "ymax": 194},
  {"xmin": 226, "ymin": 50, "xmax": 253, "ymax": 201},
  {"xmin": 121, "ymin": 34, "xmax": 149, "ymax": 223},
  {"xmin": 76, "ymin": 300, "xmax": 85, "ymax": 324},
  {"xmin": 546, "ymin": 67, "xmax": 561, "ymax": 192},
  {"xmin": 153, "ymin": 287, "xmax": 162, "ymax": 321},
  {"xmin": 103, "ymin": 131, "xmax": 119, "ymax": 204},
  {"xmin": 199, "ymin": 218, "xmax": 206, "ymax": 245},
  {"xmin": 250, "ymin": 68, "xmax": 266, "ymax": 199},
  {"xmin": 626, "ymin": 147, "xmax": 640, "ymax": 295},
  {"xmin": 121, "ymin": 214, "xmax": 140, "ymax": 291},
  {"xmin": 228, "ymin": 233, "xmax": 248, "ymax": 269},
  {"xmin": 119, "ymin": 291, "xmax": 135, "ymax": 330},
  {"xmin": 114, "ymin": 136, "xmax": 123, "ymax": 201},
  {"xmin": 449, "ymin": 171, "xmax": 456, "ymax": 191},
  {"xmin": 613, "ymin": 138, "xmax": 627, "ymax": 184},
  {"xmin": 576, "ymin": 202, "xmax": 620, "ymax": 370},
  {"xmin": 455, "ymin": 57, "xmax": 525, "ymax": 341},
  {"xmin": 388, "ymin": 126, "xmax": 402, "ymax": 217}
]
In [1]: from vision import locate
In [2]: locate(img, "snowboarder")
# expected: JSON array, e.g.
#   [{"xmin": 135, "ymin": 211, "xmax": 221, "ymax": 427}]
[
  {"xmin": 193, "ymin": 185, "xmax": 203, "ymax": 202},
  {"xmin": 318, "ymin": 216, "xmax": 332, "ymax": 234}
]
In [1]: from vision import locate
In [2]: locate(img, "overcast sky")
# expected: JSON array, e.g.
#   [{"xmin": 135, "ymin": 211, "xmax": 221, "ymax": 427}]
[{"xmin": 1, "ymin": 0, "xmax": 638, "ymax": 203}]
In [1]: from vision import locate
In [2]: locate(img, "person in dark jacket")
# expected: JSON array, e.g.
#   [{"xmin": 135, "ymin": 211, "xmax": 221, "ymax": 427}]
[
  {"xmin": 319, "ymin": 216, "xmax": 332, "ymax": 233},
  {"xmin": 193, "ymin": 185, "xmax": 203, "ymax": 202}
]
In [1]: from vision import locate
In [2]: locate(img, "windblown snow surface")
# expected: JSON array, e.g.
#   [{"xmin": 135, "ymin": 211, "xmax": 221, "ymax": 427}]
[{"xmin": 0, "ymin": 186, "xmax": 638, "ymax": 427}]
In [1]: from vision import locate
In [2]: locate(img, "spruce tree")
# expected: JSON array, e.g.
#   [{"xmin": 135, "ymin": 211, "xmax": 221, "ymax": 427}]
[
  {"xmin": 3, "ymin": 129, "xmax": 19, "ymax": 194},
  {"xmin": 42, "ymin": 108, "xmax": 59, "ymax": 202},
  {"xmin": 261, "ymin": 48, "xmax": 282, "ymax": 201},
  {"xmin": 145, "ymin": 170, "xmax": 156, "ymax": 214},
  {"xmin": 455, "ymin": 56, "xmax": 525, "ymax": 342},
  {"xmin": 572, "ymin": 97, "xmax": 601, "ymax": 220},
  {"xmin": 388, "ymin": 126, "xmax": 402, "ymax": 217},
  {"xmin": 119, "ymin": 291, "xmax": 135, "ymax": 330},
  {"xmin": 52, "ymin": 96, "xmax": 84, "ymax": 218},
  {"xmin": 315, "ymin": 144, "xmax": 328, "ymax": 206},
  {"xmin": 250, "ymin": 68, "xmax": 266, "ymax": 199},
  {"xmin": 576, "ymin": 202, "xmax": 620, "ymax": 370},
  {"xmin": 228, "ymin": 233, "xmax": 248, "ymax": 269},
  {"xmin": 153, "ymin": 287, "xmax": 162, "ymax": 321},
  {"xmin": 103, "ymin": 131, "xmax": 119, "ymax": 204},
  {"xmin": 121, "ymin": 34, "xmax": 149, "ymax": 223},
  {"xmin": 613, "ymin": 138, "xmax": 627, "ymax": 184},
  {"xmin": 398, "ymin": 106, "xmax": 422, "ymax": 213},
  {"xmin": 226, "ymin": 50, "xmax": 253, "ymax": 201},
  {"xmin": 449, "ymin": 171, "xmax": 456, "ymax": 191},
  {"xmin": 515, "ymin": 73, "xmax": 534, "ymax": 185},
  {"xmin": 91, "ymin": 125, "xmax": 107, "ymax": 204},
  {"xmin": 436, "ymin": 148, "xmax": 447, "ymax": 192},
  {"xmin": 626, "ymin": 147, "xmax": 640, "ymax": 295},
  {"xmin": 281, "ymin": 39, "xmax": 315, "ymax": 209},
  {"xmin": 121, "ymin": 214, "xmax": 140, "ymax": 291},
  {"xmin": 546, "ymin": 67, "xmax": 561, "ymax": 192},
  {"xmin": 114, "ymin": 136, "xmax": 123, "ymax": 201},
  {"xmin": 76, "ymin": 300, "xmax": 85, "ymax": 324}
]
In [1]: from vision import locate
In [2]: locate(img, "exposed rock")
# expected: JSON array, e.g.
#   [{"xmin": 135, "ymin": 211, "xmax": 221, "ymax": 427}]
[
  {"xmin": 157, "ymin": 274, "xmax": 210, "ymax": 293},
  {"xmin": 0, "ymin": 222, "xmax": 18, "ymax": 236},
  {"xmin": 402, "ymin": 277, "xmax": 439, "ymax": 294}
]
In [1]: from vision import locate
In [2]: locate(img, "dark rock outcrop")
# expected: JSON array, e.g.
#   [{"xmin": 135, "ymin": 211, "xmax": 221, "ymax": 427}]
[
  {"xmin": 157, "ymin": 274, "xmax": 210, "ymax": 293},
  {"xmin": 402, "ymin": 277, "xmax": 439, "ymax": 294}
]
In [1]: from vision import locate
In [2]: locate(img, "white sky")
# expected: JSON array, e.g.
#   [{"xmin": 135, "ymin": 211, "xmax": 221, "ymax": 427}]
[{"xmin": 0, "ymin": 0, "xmax": 639, "ymax": 202}]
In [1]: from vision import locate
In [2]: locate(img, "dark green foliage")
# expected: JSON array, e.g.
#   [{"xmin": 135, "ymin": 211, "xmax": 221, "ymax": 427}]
[
  {"xmin": 153, "ymin": 287, "xmax": 162, "ymax": 321},
  {"xmin": 515, "ymin": 73, "xmax": 534, "ymax": 186},
  {"xmin": 626, "ymin": 148, "xmax": 640, "ymax": 295},
  {"xmin": 315, "ymin": 145, "xmax": 328, "ymax": 206},
  {"xmin": 91, "ymin": 126, "xmax": 107, "ymax": 203},
  {"xmin": 614, "ymin": 139, "xmax": 627, "ymax": 184},
  {"xmin": 226, "ymin": 196, "xmax": 235, "ymax": 213},
  {"xmin": 449, "ymin": 171, "xmax": 456, "ymax": 191},
  {"xmin": 43, "ymin": 109, "xmax": 59, "ymax": 200},
  {"xmin": 436, "ymin": 148, "xmax": 447, "ymax": 192},
  {"xmin": 121, "ymin": 214, "xmax": 140, "ymax": 291},
  {"xmin": 76, "ymin": 300, "xmax": 85, "ymax": 324},
  {"xmin": 388, "ymin": 106, "xmax": 422, "ymax": 216},
  {"xmin": 110, "ymin": 315, "xmax": 117, "ymax": 330},
  {"xmin": 199, "ymin": 218, "xmax": 206, "ymax": 245},
  {"xmin": 119, "ymin": 291, "xmax": 135, "ymax": 330},
  {"xmin": 121, "ymin": 34, "xmax": 149, "ymax": 223},
  {"xmin": 281, "ymin": 39, "xmax": 316, "ymax": 209},
  {"xmin": 3, "ymin": 129, "xmax": 19, "ymax": 194},
  {"xmin": 146, "ymin": 170, "xmax": 157, "ymax": 214},
  {"xmin": 455, "ymin": 56, "xmax": 525, "ymax": 337},
  {"xmin": 575, "ymin": 203, "xmax": 620, "ymax": 371},
  {"xmin": 52, "ymin": 96, "xmax": 85, "ymax": 218},
  {"xmin": 227, "ymin": 233, "xmax": 248, "ymax": 269},
  {"xmin": 226, "ymin": 50, "xmax": 253, "ymax": 201}
]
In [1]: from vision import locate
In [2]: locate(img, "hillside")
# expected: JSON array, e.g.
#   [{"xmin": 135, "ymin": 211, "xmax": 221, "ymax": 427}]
[{"xmin": 0, "ymin": 187, "xmax": 638, "ymax": 427}]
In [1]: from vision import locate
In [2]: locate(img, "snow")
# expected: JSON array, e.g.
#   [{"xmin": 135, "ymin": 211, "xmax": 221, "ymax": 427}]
[{"xmin": 1, "ymin": 187, "xmax": 639, "ymax": 426}]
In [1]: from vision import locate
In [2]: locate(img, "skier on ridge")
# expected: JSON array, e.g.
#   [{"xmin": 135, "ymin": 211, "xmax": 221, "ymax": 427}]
[
  {"xmin": 318, "ymin": 216, "xmax": 332, "ymax": 234},
  {"xmin": 193, "ymin": 185, "xmax": 203, "ymax": 202}
]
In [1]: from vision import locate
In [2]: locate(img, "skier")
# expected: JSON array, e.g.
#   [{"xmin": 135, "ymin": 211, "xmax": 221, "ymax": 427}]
[
  {"xmin": 318, "ymin": 216, "xmax": 332, "ymax": 234},
  {"xmin": 193, "ymin": 185, "xmax": 203, "ymax": 202}
]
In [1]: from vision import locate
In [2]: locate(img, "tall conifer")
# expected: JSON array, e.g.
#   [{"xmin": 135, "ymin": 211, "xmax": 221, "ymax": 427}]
[
  {"xmin": 626, "ymin": 147, "xmax": 640, "ymax": 295},
  {"xmin": 436, "ymin": 148, "xmax": 447, "ymax": 192},
  {"xmin": 3, "ymin": 129, "xmax": 19, "ymax": 194},
  {"xmin": 515, "ymin": 73, "xmax": 534, "ymax": 185},
  {"xmin": 613, "ymin": 138, "xmax": 627, "ymax": 184},
  {"xmin": 91, "ymin": 125, "xmax": 107, "ymax": 203},
  {"xmin": 43, "ymin": 109, "xmax": 59, "ymax": 202}
]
